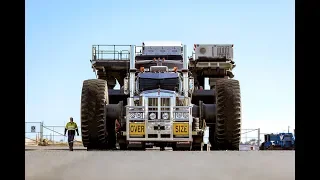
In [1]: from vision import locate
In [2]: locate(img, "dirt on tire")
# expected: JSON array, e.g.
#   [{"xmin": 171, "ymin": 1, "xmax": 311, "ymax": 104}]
[
  {"xmin": 214, "ymin": 79, "xmax": 241, "ymax": 150},
  {"xmin": 81, "ymin": 79, "xmax": 109, "ymax": 148}
]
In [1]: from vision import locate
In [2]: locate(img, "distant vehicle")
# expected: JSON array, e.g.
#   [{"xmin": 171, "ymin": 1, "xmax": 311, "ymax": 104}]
[
  {"xmin": 259, "ymin": 133, "xmax": 295, "ymax": 150},
  {"xmin": 80, "ymin": 42, "xmax": 241, "ymax": 151}
]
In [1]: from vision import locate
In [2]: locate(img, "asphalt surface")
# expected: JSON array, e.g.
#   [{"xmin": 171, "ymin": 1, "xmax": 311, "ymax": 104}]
[{"xmin": 25, "ymin": 147, "xmax": 295, "ymax": 180}]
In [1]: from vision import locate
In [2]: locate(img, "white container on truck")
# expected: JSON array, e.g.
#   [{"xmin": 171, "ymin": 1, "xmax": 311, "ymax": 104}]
[
  {"xmin": 142, "ymin": 41, "xmax": 182, "ymax": 56},
  {"xmin": 194, "ymin": 44, "xmax": 233, "ymax": 60}
]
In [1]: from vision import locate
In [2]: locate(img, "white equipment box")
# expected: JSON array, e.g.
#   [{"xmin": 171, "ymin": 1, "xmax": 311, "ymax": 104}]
[
  {"xmin": 142, "ymin": 41, "xmax": 182, "ymax": 56},
  {"xmin": 194, "ymin": 44, "xmax": 234, "ymax": 60},
  {"xmin": 142, "ymin": 46, "xmax": 182, "ymax": 56}
]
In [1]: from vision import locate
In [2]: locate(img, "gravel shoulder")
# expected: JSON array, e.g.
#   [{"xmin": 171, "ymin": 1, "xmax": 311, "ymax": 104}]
[{"xmin": 25, "ymin": 149, "xmax": 295, "ymax": 180}]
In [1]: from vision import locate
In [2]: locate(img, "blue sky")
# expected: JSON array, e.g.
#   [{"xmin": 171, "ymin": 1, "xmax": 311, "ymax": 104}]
[{"xmin": 26, "ymin": 0, "xmax": 295, "ymax": 140}]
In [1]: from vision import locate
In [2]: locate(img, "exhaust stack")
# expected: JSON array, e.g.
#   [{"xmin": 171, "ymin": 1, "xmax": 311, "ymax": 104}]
[
  {"xmin": 182, "ymin": 45, "xmax": 189, "ymax": 97},
  {"xmin": 129, "ymin": 45, "xmax": 136, "ymax": 102}
]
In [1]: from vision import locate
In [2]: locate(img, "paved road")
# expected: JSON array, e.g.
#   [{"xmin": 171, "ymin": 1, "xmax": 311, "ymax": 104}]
[{"xmin": 25, "ymin": 147, "xmax": 295, "ymax": 180}]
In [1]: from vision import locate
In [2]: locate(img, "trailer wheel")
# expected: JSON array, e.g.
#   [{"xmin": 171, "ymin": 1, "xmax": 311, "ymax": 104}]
[
  {"xmin": 81, "ymin": 79, "xmax": 109, "ymax": 149},
  {"xmin": 214, "ymin": 79, "xmax": 241, "ymax": 150}
]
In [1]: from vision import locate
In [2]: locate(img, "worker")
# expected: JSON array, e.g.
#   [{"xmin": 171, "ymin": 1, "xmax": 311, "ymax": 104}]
[{"xmin": 64, "ymin": 117, "xmax": 79, "ymax": 151}]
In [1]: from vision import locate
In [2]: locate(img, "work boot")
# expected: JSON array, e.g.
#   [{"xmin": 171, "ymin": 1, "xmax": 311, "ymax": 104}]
[{"xmin": 68, "ymin": 142, "xmax": 73, "ymax": 151}]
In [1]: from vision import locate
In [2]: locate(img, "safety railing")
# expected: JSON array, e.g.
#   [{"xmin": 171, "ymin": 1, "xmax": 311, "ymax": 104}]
[
  {"xmin": 91, "ymin": 45, "xmax": 183, "ymax": 61},
  {"xmin": 92, "ymin": 45, "xmax": 132, "ymax": 61}
]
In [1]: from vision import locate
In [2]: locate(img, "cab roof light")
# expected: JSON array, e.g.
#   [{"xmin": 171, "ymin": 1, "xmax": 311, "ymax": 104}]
[{"xmin": 173, "ymin": 67, "xmax": 178, "ymax": 72}]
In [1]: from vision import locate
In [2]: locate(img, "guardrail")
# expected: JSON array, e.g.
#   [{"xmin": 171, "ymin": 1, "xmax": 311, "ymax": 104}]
[
  {"xmin": 92, "ymin": 45, "xmax": 132, "ymax": 60},
  {"xmin": 91, "ymin": 45, "xmax": 158, "ymax": 61}
]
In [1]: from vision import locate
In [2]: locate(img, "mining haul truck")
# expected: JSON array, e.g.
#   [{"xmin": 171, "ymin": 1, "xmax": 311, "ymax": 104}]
[{"xmin": 80, "ymin": 42, "xmax": 241, "ymax": 151}]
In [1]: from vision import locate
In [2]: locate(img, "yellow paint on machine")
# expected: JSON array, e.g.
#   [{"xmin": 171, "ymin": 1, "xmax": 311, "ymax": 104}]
[
  {"xmin": 129, "ymin": 123, "xmax": 145, "ymax": 136},
  {"xmin": 173, "ymin": 123, "xmax": 189, "ymax": 136}
]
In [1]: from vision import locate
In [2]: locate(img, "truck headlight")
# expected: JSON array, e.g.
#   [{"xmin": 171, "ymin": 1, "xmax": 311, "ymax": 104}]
[
  {"xmin": 162, "ymin": 112, "xmax": 169, "ymax": 120},
  {"xmin": 136, "ymin": 113, "xmax": 143, "ymax": 118},
  {"xmin": 149, "ymin": 113, "xmax": 156, "ymax": 120},
  {"xmin": 129, "ymin": 112, "xmax": 143, "ymax": 119},
  {"xmin": 175, "ymin": 112, "xmax": 189, "ymax": 119}
]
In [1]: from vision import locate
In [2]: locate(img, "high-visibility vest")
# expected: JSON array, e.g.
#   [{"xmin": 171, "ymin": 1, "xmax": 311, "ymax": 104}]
[{"xmin": 65, "ymin": 122, "xmax": 78, "ymax": 131}]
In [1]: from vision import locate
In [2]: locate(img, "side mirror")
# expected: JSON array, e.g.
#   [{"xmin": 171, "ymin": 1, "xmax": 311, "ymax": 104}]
[{"xmin": 124, "ymin": 77, "xmax": 129, "ymax": 95}]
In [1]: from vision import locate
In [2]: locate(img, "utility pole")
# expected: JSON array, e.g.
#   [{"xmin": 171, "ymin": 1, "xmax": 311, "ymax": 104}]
[
  {"xmin": 288, "ymin": 126, "xmax": 290, "ymax": 133},
  {"xmin": 40, "ymin": 121, "xmax": 44, "ymax": 142},
  {"xmin": 257, "ymin": 128, "xmax": 260, "ymax": 147}
]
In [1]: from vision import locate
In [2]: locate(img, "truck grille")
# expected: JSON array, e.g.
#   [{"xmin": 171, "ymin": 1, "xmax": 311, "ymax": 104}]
[
  {"xmin": 148, "ymin": 97, "xmax": 171, "ymax": 120},
  {"xmin": 148, "ymin": 98, "xmax": 170, "ymax": 107}
]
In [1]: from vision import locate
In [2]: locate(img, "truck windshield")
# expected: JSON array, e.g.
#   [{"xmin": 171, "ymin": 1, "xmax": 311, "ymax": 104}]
[
  {"xmin": 139, "ymin": 77, "xmax": 179, "ymax": 91},
  {"xmin": 138, "ymin": 72, "xmax": 180, "ymax": 91}
]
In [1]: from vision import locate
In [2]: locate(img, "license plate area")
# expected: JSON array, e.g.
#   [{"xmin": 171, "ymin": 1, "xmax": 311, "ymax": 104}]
[
  {"xmin": 129, "ymin": 122, "xmax": 145, "ymax": 137},
  {"xmin": 173, "ymin": 123, "xmax": 189, "ymax": 137}
]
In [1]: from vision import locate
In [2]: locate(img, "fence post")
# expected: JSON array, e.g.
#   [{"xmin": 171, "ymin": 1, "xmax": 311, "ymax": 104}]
[
  {"xmin": 40, "ymin": 122, "xmax": 44, "ymax": 142},
  {"xmin": 257, "ymin": 128, "xmax": 260, "ymax": 147},
  {"xmin": 53, "ymin": 127, "xmax": 55, "ymax": 144},
  {"xmin": 25, "ymin": 123, "xmax": 26, "ymax": 144}
]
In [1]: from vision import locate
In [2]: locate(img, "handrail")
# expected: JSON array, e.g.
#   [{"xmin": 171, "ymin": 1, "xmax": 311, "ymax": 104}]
[
  {"xmin": 92, "ymin": 45, "xmax": 132, "ymax": 60},
  {"xmin": 91, "ymin": 45, "xmax": 184, "ymax": 61}
]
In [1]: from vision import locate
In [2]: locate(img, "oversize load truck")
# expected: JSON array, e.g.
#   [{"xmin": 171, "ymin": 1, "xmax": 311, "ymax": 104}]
[{"xmin": 81, "ymin": 42, "xmax": 241, "ymax": 151}]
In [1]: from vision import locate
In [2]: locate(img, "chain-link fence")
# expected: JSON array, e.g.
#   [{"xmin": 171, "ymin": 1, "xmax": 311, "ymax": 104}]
[
  {"xmin": 26, "ymin": 121, "xmax": 261, "ymax": 150},
  {"xmin": 25, "ymin": 122, "xmax": 42, "ymax": 145},
  {"xmin": 25, "ymin": 122, "xmax": 69, "ymax": 145},
  {"xmin": 240, "ymin": 128, "xmax": 261, "ymax": 150},
  {"xmin": 42, "ymin": 125, "xmax": 66, "ymax": 143}
]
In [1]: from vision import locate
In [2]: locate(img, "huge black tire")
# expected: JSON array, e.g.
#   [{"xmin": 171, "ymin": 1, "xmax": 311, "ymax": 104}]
[
  {"xmin": 105, "ymin": 106, "xmax": 118, "ymax": 149},
  {"xmin": 214, "ymin": 79, "xmax": 241, "ymax": 150},
  {"xmin": 81, "ymin": 79, "xmax": 109, "ymax": 149}
]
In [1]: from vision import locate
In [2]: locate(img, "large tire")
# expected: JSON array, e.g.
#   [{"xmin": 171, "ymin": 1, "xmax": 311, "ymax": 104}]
[
  {"xmin": 214, "ymin": 79, "xmax": 241, "ymax": 150},
  {"xmin": 105, "ymin": 106, "xmax": 117, "ymax": 149},
  {"xmin": 81, "ymin": 79, "xmax": 109, "ymax": 149}
]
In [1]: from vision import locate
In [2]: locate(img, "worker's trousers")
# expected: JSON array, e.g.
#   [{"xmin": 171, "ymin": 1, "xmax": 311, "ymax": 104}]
[{"xmin": 68, "ymin": 134, "xmax": 75, "ymax": 151}]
